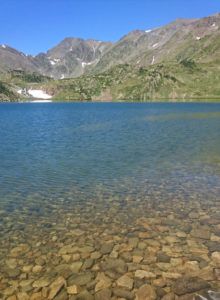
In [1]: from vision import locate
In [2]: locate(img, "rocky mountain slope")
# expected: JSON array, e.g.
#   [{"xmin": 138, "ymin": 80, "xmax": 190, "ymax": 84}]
[
  {"xmin": 0, "ymin": 39, "xmax": 112, "ymax": 79},
  {"xmin": 0, "ymin": 12, "xmax": 220, "ymax": 101},
  {"xmin": 34, "ymin": 38, "xmax": 111, "ymax": 79},
  {"xmin": 92, "ymin": 13, "xmax": 220, "ymax": 73},
  {"xmin": 0, "ymin": 44, "xmax": 38, "ymax": 73}
]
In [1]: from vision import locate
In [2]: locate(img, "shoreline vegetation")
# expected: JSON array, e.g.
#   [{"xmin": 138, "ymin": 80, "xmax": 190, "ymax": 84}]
[{"xmin": 1, "ymin": 61, "xmax": 220, "ymax": 103}]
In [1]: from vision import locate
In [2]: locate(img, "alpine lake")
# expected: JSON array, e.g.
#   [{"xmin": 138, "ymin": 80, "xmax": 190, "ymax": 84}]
[{"xmin": 0, "ymin": 102, "xmax": 220, "ymax": 300}]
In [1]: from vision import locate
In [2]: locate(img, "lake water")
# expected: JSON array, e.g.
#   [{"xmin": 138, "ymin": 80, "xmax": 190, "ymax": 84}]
[{"xmin": 0, "ymin": 102, "xmax": 220, "ymax": 299}]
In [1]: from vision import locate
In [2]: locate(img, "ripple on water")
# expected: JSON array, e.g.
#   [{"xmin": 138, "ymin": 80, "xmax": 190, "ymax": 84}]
[{"xmin": 0, "ymin": 103, "xmax": 220, "ymax": 298}]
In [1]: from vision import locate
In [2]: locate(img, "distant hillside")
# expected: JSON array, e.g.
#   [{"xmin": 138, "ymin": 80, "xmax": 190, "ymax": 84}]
[
  {"xmin": 0, "ymin": 70, "xmax": 52, "ymax": 101},
  {"xmin": 0, "ymin": 81, "xmax": 20, "ymax": 101},
  {"xmin": 0, "ymin": 12, "xmax": 220, "ymax": 101},
  {"xmin": 91, "ymin": 14, "xmax": 220, "ymax": 74},
  {"xmin": 40, "ymin": 61, "xmax": 220, "ymax": 101}
]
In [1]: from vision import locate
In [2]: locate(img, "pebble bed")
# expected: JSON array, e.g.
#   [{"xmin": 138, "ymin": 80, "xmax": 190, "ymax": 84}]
[{"xmin": 0, "ymin": 189, "xmax": 220, "ymax": 300}]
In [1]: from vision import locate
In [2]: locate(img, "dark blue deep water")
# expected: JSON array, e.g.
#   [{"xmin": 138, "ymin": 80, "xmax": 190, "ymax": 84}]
[{"xmin": 0, "ymin": 102, "xmax": 220, "ymax": 208}]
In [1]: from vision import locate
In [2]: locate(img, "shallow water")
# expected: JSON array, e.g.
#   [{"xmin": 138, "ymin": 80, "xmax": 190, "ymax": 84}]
[
  {"xmin": 1, "ymin": 103, "xmax": 220, "ymax": 203},
  {"xmin": 0, "ymin": 102, "xmax": 220, "ymax": 299}
]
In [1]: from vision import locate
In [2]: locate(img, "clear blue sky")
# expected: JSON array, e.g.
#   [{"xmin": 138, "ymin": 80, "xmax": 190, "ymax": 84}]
[{"xmin": 0, "ymin": 0, "xmax": 219, "ymax": 55}]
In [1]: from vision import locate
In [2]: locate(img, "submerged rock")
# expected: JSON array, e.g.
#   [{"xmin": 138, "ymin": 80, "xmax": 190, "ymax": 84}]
[
  {"xmin": 113, "ymin": 287, "xmax": 134, "ymax": 299},
  {"xmin": 67, "ymin": 273, "xmax": 93, "ymax": 286},
  {"xmin": 95, "ymin": 288, "xmax": 112, "ymax": 300},
  {"xmin": 172, "ymin": 276, "xmax": 210, "ymax": 296},
  {"xmin": 135, "ymin": 284, "xmax": 157, "ymax": 300},
  {"xmin": 48, "ymin": 276, "xmax": 66, "ymax": 299},
  {"xmin": 95, "ymin": 273, "xmax": 112, "ymax": 292},
  {"xmin": 116, "ymin": 274, "xmax": 134, "ymax": 290},
  {"xmin": 191, "ymin": 228, "xmax": 211, "ymax": 240}
]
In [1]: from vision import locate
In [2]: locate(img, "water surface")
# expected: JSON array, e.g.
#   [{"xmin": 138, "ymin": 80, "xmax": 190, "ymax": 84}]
[
  {"xmin": 0, "ymin": 102, "xmax": 220, "ymax": 206},
  {"xmin": 0, "ymin": 102, "xmax": 220, "ymax": 299}
]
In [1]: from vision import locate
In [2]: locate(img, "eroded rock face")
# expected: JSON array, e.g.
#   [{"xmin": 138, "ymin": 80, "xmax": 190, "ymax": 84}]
[{"xmin": 172, "ymin": 276, "xmax": 211, "ymax": 296}]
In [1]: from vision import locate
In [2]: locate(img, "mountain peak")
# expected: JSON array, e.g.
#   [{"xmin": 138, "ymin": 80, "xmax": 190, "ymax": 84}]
[{"xmin": 0, "ymin": 12, "xmax": 219, "ymax": 80}]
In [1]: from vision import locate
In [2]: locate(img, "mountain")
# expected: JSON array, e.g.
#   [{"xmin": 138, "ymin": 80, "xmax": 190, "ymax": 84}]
[
  {"xmin": 0, "ymin": 12, "xmax": 220, "ymax": 101},
  {"xmin": 91, "ymin": 14, "xmax": 220, "ymax": 73},
  {"xmin": 0, "ymin": 44, "xmax": 38, "ymax": 73},
  {"xmin": 0, "ymin": 39, "xmax": 111, "ymax": 79},
  {"xmin": 34, "ymin": 38, "xmax": 111, "ymax": 79}
]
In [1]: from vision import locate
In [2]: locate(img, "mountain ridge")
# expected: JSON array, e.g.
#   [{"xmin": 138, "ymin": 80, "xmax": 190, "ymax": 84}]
[{"xmin": 0, "ymin": 12, "xmax": 220, "ymax": 101}]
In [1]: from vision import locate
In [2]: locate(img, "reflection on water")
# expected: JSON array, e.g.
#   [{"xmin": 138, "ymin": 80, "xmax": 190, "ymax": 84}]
[
  {"xmin": 145, "ymin": 111, "xmax": 220, "ymax": 122},
  {"xmin": 0, "ymin": 102, "xmax": 220, "ymax": 299}
]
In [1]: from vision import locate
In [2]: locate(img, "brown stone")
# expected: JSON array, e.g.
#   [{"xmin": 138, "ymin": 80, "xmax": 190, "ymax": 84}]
[
  {"xmin": 135, "ymin": 284, "xmax": 156, "ymax": 300},
  {"xmin": 116, "ymin": 274, "xmax": 133, "ymax": 290},
  {"xmin": 138, "ymin": 232, "xmax": 151, "ymax": 239},
  {"xmin": 67, "ymin": 285, "xmax": 79, "ymax": 295},
  {"xmin": 95, "ymin": 288, "xmax": 112, "ymax": 300},
  {"xmin": 16, "ymin": 292, "xmax": 29, "ymax": 300},
  {"xmin": 161, "ymin": 293, "xmax": 175, "ymax": 300},
  {"xmin": 190, "ymin": 228, "xmax": 210, "ymax": 240},
  {"xmin": 30, "ymin": 292, "xmax": 42, "ymax": 300},
  {"xmin": 95, "ymin": 273, "xmax": 112, "ymax": 292},
  {"xmin": 32, "ymin": 265, "xmax": 43, "ymax": 273},
  {"xmin": 135, "ymin": 270, "xmax": 156, "ymax": 279},
  {"xmin": 48, "ymin": 276, "xmax": 66, "ymax": 299},
  {"xmin": 6, "ymin": 296, "xmax": 17, "ymax": 300},
  {"xmin": 214, "ymin": 268, "xmax": 220, "ymax": 280},
  {"xmin": 33, "ymin": 277, "xmax": 51, "ymax": 288},
  {"xmin": 153, "ymin": 278, "xmax": 166, "ymax": 287},
  {"xmin": 76, "ymin": 290, "xmax": 94, "ymax": 300},
  {"xmin": 211, "ymin": 252, "xmax": 220, "ymax": 266},
  {"xmin": 172, "ymin": 276, "xmax": 210, "ymax": 296}
]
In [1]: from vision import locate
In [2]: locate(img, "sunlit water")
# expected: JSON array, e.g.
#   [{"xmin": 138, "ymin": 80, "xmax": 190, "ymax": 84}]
[
  {"xmin": 0, "ymin": 103, "xmax": 220, "ymax": 207},
  {"xmin": 0, "ymin": 102, "xmax": 220, "ymax": 298}
]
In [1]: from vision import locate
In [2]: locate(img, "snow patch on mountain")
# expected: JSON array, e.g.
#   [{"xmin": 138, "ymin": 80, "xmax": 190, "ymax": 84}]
[
  {"xmin": 152, "ymin": 43, "xmax": 158, "ymax": 48},
  {"xmin": 49, "ymin": 58, "xmax": 61, "ymax": 65},
  {"xmin": 82, "ymin": 61, "xmax": 96, "ymax": 68},
  {"xmin": 28, "ymin": 89, "xmax": 52, "ymax": 99},
  {"xmin": 211, "ymin": 23, "xmax": 218, "ymax": 30},
  {"xmin": 151, "ymin": 56, "xmax": 155, "ymax": 65}
]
